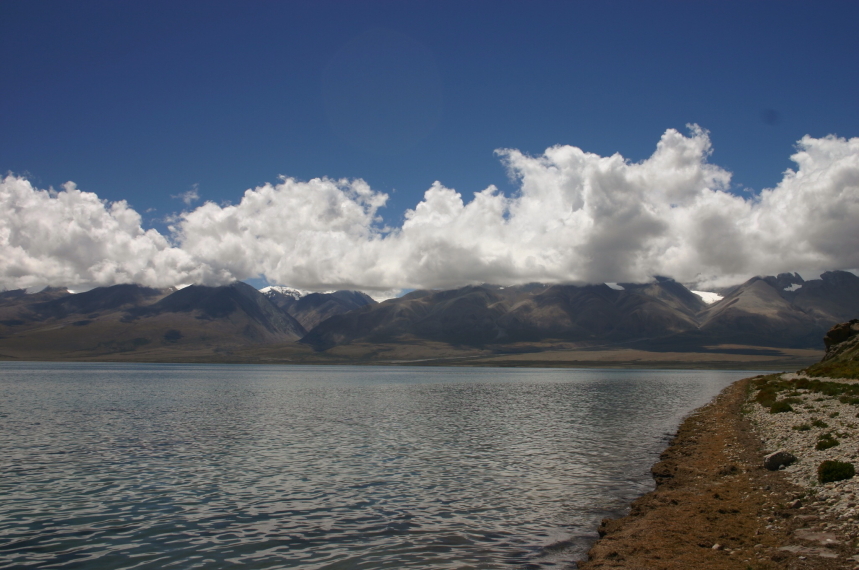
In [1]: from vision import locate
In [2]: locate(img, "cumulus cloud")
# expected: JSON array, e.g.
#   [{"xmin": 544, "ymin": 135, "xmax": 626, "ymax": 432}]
[
  {"xmin": 175, "ymin": 176, "xmax": 390, "ymax": 291},
  {"xmin": 1, "ymin": 126, "xmax": 857, "ymax": 293},
  {"xmin": 0, "ymin": 178, "xmax": 227, "ymax": 291}
]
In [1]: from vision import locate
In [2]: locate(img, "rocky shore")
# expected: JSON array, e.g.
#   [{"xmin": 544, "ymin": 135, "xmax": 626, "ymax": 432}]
[{"xmin": 579, "ymin": 321, "xmax": 859, "ymax": 569}]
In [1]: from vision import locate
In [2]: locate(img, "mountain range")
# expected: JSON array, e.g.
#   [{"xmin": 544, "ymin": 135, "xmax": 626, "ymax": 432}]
[
  {"xmin": 303, "ymin": 271, "xmax": 859, "ymax": 351},
  {"xmin": 0, "ymin": 270, "xmax": 857, "ymax": 364}
]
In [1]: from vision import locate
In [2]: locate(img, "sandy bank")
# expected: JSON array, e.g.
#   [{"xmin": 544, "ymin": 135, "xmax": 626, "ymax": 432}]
[{"xmin": 578, "ymin": 376, "xmax": 859, "ymax": 570}]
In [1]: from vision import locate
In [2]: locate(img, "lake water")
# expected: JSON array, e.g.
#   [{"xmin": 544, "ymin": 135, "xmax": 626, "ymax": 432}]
[{"xmin": 0, "ymin": 363, "xmax": 759, "ymax": 569}]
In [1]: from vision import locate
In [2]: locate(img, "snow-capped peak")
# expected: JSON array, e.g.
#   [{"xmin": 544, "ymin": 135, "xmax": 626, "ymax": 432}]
[{"xmin": 259, "ymin": 285, "xmax": 310, "ymax": 300}]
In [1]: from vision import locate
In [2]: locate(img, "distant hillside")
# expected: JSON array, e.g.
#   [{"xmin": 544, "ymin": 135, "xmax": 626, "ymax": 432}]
[
  {"xmin": 302, "ymin": 271, "xmax": 859, "ymax": 351},
  {"xmin": 1, "ymin": 271, "xmax": 856, "ymax": 362},
  {"xmin": 698, "ymin": 271, "xmax": 859, "ymax": 347},
  {"xmin": 124, "ymin": 282, "xmax": 307, "ymax": 339},
  {"xmin": 262, "ymin": 287, "xmax": 376, "ymax": 330},
  {"xmin": 0, "ymin": 283, "xmax": 304, "ymax": 359},
  {"xmin": 302, "ymin": 279, "xmax": 708, "ymax": 350}
]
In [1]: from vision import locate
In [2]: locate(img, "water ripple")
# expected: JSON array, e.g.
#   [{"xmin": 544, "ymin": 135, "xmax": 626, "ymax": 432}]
[{"xmin": 0, "ymin": 363, "xmax": 755, "ymax": 569}]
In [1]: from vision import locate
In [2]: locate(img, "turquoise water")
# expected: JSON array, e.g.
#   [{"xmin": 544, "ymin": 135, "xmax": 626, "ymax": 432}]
[{"xmin": 0, "ymin": 363, "xmax": 758, "ymax": 569}]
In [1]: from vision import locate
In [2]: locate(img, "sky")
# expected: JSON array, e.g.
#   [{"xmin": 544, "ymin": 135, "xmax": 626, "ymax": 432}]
[{"xmin": 1, "ymin": 0, "xmax": 858, "ymax": 297}]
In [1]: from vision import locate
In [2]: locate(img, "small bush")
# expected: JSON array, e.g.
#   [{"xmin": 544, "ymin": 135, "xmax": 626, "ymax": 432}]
[
  {"xmin": 818, "ymin": 460, "xmax": 855, "ymax": 483},
  {"xmin": 812, "ymin": 419, "xmax": 829, "ymax": 428},
  {"xmin": 756, "ymin": 388, "xmax": 779, "ymax": 408},
  {"xmin": 770, "ymin": 401, "xmax": 794, "ymax": 414},
  {"xmin": 816, "ymin": 433, "xmax": 840, "ymax": 450},
  {"xmin": 793, "ymin": 424, "xmax": 811, "ymax": 431},
  {"xmin": 829, "ymin": 411, "xmax": 840, "ymax": 418}
]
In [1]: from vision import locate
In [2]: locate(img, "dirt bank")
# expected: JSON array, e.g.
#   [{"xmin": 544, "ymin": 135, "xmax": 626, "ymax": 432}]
[{"xmin": 578, "ymin": 377, "xmax": 858, "ymax": 570}]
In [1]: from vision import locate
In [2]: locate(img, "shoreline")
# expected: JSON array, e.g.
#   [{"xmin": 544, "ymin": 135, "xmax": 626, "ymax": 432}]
[
  {"xmin": 0, "ymin": 357, "xmax": 807, "ymax": 371},
  {"xmin": 0, "ymin": 347, "xmax": 820, "ymax": 371},
  {"xmin": 578, "ymin": 375, "xmax": 857, "ymax": 569}
]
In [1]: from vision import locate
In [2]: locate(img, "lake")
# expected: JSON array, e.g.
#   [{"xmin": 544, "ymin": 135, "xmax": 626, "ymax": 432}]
[{"xmin": 0, "ymin": 363, "xmax": 760, "ymax": 569}]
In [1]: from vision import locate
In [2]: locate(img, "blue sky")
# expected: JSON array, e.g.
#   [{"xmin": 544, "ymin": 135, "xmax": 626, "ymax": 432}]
[{"xmin": 2, "ymin": 1, "xmax": 858, "ymax": 294}]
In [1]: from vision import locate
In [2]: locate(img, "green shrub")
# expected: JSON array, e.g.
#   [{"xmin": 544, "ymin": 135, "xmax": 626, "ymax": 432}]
[
  {"xmin": 770, "ymin": 401, "xmax": 794, "ymax": 413},
  {"xmin": 816, "ymin": 433, "xmax": 840, "ymax": 450},
  {"xmin": 805, "ymin": 360, "xmax": 859, "ymax": 380},
  {"xmin": 751, "ymin": 374, "xmax": 859, "ymax": 410},
  {"xmin": 812, "ymin": 419, "xmax": 829, "ymax": 428},
  {"xmin": 792, "ymin": 423, "xmax": 811, "ymax": 431},
  {"xmin": 829, "ymin": 411, "xmax": 840, "ymax": 418},
  {"xmin": 756, "ymin": 388, "xmax": 779, "ymax": 408},
  {"xmin": 818, "ymin": 460, "xmax": 855, "ymax": 483}
]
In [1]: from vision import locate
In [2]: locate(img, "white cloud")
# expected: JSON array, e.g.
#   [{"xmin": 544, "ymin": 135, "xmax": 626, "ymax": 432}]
[
  {"xmin": 174, "ymin": 176, "xmax": 390, "ymax": 291},
  {"xmin": 172, "ymin": 184, "xmax": 200, "ymax": 206},
  {"xmin": 0, "ymin": 177, "xmax": 226, "ymax": 291},
  {"xmin": 1, "ymin": 126, "xmax": 857, "ymax": 294}
]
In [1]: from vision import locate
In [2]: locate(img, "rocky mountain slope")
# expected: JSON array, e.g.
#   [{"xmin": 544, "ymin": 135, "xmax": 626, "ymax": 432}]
[
  {"xmin": 303, "ymin": 271, "xmax": 859, "ymax": 351},
  {"xmin": 0, "ymin": 283, "xmax": 355, "ymax": 359},
  {"xmin": 1, "ymin": 270, "xmax": 856, "ymax": 361},
  {"xmin": 698, "ymin": 271, "xmax": 859, "ymax": 348},
  {"xmin": 301, "ymin": 279, "xmax": 709, "ymax": 350},
  {"xmin": 262, "ymin": 287, "xmax": 375, "ymax": 330}
]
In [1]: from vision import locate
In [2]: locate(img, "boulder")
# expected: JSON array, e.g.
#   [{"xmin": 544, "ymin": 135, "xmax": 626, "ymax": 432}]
[{"xmin": 764, "ymin": 450, "xmax": 797, "ymax": 471}]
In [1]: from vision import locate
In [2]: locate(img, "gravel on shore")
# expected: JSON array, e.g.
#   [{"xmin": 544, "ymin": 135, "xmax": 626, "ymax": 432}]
[
  {"xmin": 579, "ymin": 373, "xmax": 859, "ymax": 570},
  {"xmin": 748, "ymin": 373, "xmax": 859, "ymax": 550}
]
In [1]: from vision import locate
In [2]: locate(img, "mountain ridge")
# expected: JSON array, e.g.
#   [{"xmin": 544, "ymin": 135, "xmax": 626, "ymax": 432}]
[
  {"xmin": 301, "ymin": 271, "xmax": 859, "ymax": 351},
  {"xmin": 1, "ymin": 270, "xmax": 856, "ymax": 363}
]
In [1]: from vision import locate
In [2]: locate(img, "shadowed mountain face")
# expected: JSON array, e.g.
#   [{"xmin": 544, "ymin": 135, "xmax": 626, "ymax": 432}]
[
  {"xmin": 262, "ymin": 288, "xmax": 376, "ymax": 330},
  {"xmin": 126, "ymin": 282, "xmax": 306, "ymax": 338},
  {"xmin": 699, "ymin": 271, "xmax": 859, "ymax": 347},
  {"xmin": 301, "ymin": 279, "xmax": 710, "ymax": 350},
  {"xmin": 0, "ymin": 283, "xmax": 306, "ymax": 358},
  {"xmin": 32, "ymin": 284, "xmax": 166, "ymax": 319},
  {"xmin": 303, "ymin": 271, "xmax": 859, "ymax": 351},
  {"xmin": 1, "ymin": 271, "xmax": 857, "ymax": 360}
]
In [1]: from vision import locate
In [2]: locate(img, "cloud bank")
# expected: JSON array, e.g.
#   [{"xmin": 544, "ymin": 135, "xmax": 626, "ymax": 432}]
[{"xmin": 2, "ymin": 126, "xmax": 858, "ymax": 294}]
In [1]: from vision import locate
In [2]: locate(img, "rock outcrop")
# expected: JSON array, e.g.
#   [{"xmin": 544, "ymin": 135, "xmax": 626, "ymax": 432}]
[{"xmin": 822, "ymin": 319, "xmax": 859, "ymax": 360}]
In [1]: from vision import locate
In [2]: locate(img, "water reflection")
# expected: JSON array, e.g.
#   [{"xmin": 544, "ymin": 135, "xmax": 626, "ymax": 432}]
[{"xmin": 0, "ymin": 363, "xmax": 756, "ymax": 569}]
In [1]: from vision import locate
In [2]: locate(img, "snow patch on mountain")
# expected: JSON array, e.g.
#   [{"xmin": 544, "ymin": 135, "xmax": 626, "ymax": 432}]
[
  {"xmin": 259, "ymin": 286, "xmax": 311, "ymax": 300},
  {"xmin": 692, "ymin": 290, "xmax": 724, "ymax": 304}
]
